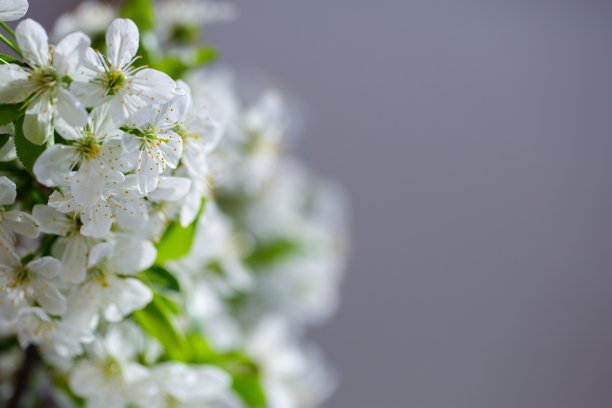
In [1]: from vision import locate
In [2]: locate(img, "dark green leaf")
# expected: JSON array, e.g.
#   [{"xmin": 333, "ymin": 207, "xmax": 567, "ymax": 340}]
[
  {"xmin": 13, "ymin": 116, "xmax": 45, "ymax": 174},
  {"xmin": 155, "ymin": 198, "xmax": 206, "ymax": 264},
  {"xmin": 141, "ymin": 265, "xmax": 181, "ymax": 291},
  {"xmin": 0, "ymin": 104, "xmax": 22, "ymax": 126},
  {"xmin": 120, "ymin": 0, "xmax": 155, "ymax": 31},
  {"xmin": 0, "ymin": 134, "xmax": 9, "ymax": 150},
  {"xmin": 133, "ymin": 294, "xmax": 190, "ymax": 361}
]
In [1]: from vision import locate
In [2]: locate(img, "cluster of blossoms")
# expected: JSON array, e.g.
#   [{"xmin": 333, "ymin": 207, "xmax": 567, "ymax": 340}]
[{"xmin": 0, "ymin": 1, "xmax": 348, "ymax": 408}]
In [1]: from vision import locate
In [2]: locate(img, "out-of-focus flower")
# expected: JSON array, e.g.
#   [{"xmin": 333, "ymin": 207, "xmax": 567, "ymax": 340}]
[{"xmin": 0, "ymin": 0, "xmax": 28, "ymax": 22}]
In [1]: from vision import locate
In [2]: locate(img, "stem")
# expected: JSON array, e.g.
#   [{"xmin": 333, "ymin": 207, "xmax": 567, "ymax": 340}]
[
  {"xmin": 0, "ymin": 32, "xmax": 22, "ymax": 58},
  {"xmin": 8, "ymin": 346, "xmax": 39, "ymax": 408},
  {"xmin": 0, "ymin": 22, "xmax": 15, "ymax": 38}
]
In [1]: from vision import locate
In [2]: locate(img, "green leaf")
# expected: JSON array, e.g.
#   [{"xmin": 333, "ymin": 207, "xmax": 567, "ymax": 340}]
[
  {"xmin": 13, "ymin": 116, "xmax": 45, "ymax": 174},
  {"xmin": 0, "ymin": 134, "xmax": 9, "ymax": 150},
  {"xmin": 0, "ymin": 103, "xmax": 22, "ymax": 125},
  {"xmin": 154, "ymin": 47, "xmax": 218, "ymax": 79},
  {"xmin": 0, "ymin": 53, "xmax": 19, "ymax": 64},
  {"xmin": 155, "ymin": 198, "xmax": 206, "ymax": 264},
  {"xmin": 120, "ymin": 0, "xmax": 155, "ymax": 32},
  {"xmin": 194, "ymin": 47, "xmax": 218, "ymax": 65},
  {"xmin": 141, "ymin": 265, "xmax": 181, "ymax": 291},
  {"xmin": 233, "ymin": 373, "xmax": 267, "ymax": 408},
  {"xmin": 245, "ymin": 239, "xmax": 300, "ymax": 268},
  {"xmin": 133, "ymin": 294, "xmax": 190, "ymax": 361},
  {"xmin": 186, "ymin": 331, "xmax": 216, "ymax": 363}
]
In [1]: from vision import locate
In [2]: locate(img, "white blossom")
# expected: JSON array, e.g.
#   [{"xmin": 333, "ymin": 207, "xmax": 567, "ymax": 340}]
[
  {"xmin": 69, "ymin": 324, "xmax": 155, "ymax": 407},
  {"xmin": 0, "ymin": 246, "xmax": 65, "ymax": 318},
  {"xmin": 122, "ymin": 92, "xmax": 186, "ymax": 194},
  {"xmin": 0, "ymin": 19, "xmax": 90, "ymax": 144},
  {"xmin": 74, "ymin": 18, "xmax": 178, "ymax": 125}
]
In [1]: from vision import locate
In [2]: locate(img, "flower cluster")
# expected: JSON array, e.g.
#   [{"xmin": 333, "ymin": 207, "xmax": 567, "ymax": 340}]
[{"xmin": 0, "ymin": 1, "xmax": 348, "ymax": 408}]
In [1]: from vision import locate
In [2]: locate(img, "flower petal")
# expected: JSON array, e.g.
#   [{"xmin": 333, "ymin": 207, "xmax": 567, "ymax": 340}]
[
  {"xmin": 102, "ymin": 276, "xmax": 152, "ymax": 322},
  {"xmin": 60, "ymin": 233, "xmax": 89, "ymax": 283},
  {"xmin": 4, "ymin": 210, "xmax": 39, "ymax": 238},
  {"xmin": 33, "ymin": 144, "xmax": 78, "ymax": 186},
  {"xmin": 53, "ymin": 30, "xmax": 90, "ymax": 76},
  {"xmin": 31, "ymin": 278, "xmax": 67, "ymax": 316},
  {"xmin": 56, "ymin": 87, "xmax": 88, "ymax": 127},
  {"xmin": 27, "ymin": 256, "xmax": 61, "ymax": 279},
  {"xmin": 106, "ymin": 18, "xmax": 139, "ymax": 68},
  {"xmin": 16, "ymin": 18, "xmax": 49, "ymax": 67},
  {"xmin": 0, "ymin": 0, "xmax": 29, "ymax": 22},
  {"xmin": 22, "ymin": 110, "xmax": 52, "ymax": 145},
  {"xmin": 32, "ymin": 205, "xmax": 72, "ymax": 235},
  {"xmin": 0, "ymin": 175, "xmax": 16, "ymax": 205}
]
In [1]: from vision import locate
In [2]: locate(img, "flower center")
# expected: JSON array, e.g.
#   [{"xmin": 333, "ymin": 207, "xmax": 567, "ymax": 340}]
[
  {"xmin": 175, "ymin": 125, "xmax": 200, "ymax": 141},
  {"xmin": 103, "ymin": 357, "xmax": 122, "ymax": 376},
  {"xmin": 30, "ymin": 67, "xmax": 57, "ymax": 91},
  {"xmin": 105, "ymin": 70, "xmax": 125, "ymax": 95},
  {"xmin": 13, "ymin": 264, "xmax": 32, "ymax": 286},
  {"xmin": 76, "ymin": 135, "xmax": 102, "ymax": 159}
]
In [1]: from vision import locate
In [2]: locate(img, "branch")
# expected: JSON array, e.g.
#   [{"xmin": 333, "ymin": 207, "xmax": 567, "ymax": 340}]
[{"xmin": 8, "ymin": 345, "xmax": 39, "ymax": 408}]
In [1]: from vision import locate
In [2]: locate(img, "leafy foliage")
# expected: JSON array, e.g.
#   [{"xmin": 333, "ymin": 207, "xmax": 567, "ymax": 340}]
[
  {"xmin": 155, "ymin": 198, "xmax": 207, "ymax": 264},
  {"xmin": 0, "ymin": 104, "xmax": 22, "ymax": 126},
  {"xmin": 120, "ymin": 0, "xmax": 155, "ymax": 32}
]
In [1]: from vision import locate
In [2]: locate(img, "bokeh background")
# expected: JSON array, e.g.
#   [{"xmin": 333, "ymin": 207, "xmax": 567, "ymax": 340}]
[{"xmin": 29, "ymin": 1, "xmax": 612, "ymax": 407}]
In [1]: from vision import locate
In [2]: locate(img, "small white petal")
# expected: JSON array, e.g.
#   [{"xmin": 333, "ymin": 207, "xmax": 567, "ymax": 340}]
[
  {"xmin": 4, "ymin": 210, "xmax": 39, "ymax": 238},
  {"xmin": 60, "ymin": 233, "xmax": 89, "ymax": 283},
  {"xmin": 0, "ymin": 175, "xmax": 16, "ymax": 205},
  {"xmin": 106, "ymin": 18, "xmax": 139, "ymax": 68},
  {"xmin": 53, "ymin": 30, "xmax": 90, "ymax": 76},
  {"xmin": 27, "ymin": 256, "xmax": 60, "ymax": 279},
  {"xmin": 31, "ymin": 279, "xmax": 67, "ymax": 316},
  {"xmin": 33, "ymin": 205, "xmax": 72, "ymax": 235},
  {"xmin": 33, "ymin": 144, "xmax": 78, "ymax": 186},
  {"xmin": 16, "ymin": 18, "xmax": 49, "ymax": 67},
  {"xmin": 22, "ymin": 110, "xmax": 52, "ymax": 145},
  {"xmin": 0, "ymin": 0, "xmax": 29, "ymax": 22},
  {"xmin": 148, "ymin": 176, "xmax": 191, "ymax": 202}
]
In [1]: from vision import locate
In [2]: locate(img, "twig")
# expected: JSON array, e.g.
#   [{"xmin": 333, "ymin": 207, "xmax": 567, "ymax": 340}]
[{"xmin": 7, "ymin": 346, "xmax": 39, "ymax": 408}]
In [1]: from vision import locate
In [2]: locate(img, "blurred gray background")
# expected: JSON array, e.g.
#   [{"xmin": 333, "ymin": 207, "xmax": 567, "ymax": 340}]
[{"xmin": 31, "ymin": 0, "xmax": 612, "ymax": 407}]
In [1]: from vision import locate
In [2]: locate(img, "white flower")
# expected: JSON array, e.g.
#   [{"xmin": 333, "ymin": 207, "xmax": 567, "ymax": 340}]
[
  {"xmin": 246, "ymin": 318, "xmax": 335, "ymax": 408},
  {"xmin": 63, "ymin": 236, "xmax": 154, "ymax": 332},
  {"xmin": 212, "ymin": 90, "xmax": 290, "ymax": 194},
  {"xmin": 74, "ymin": 18, "xmax": 177, "ymax": 125},
  {"xmin": 171, "ymin": 204, "xmax": 252, "ymax": 296},
  {"xmin": 172, "ymin": 81, "xmax": 221, "ymax": 225},
  {"xmin": 13, "ymin": 307, "xmax": 87, "ymax": 358},
  {"xmin": 33, "ymin": 204, "xmax": 95, "ymax": 283},
  {"xmin": 0, "ymin": 176, "xmax": 39, "ymax": 244},
  {"xmin": 122, "ymin": 93, "xmax": 186, "ymax": 194},
  {"xmin": 69, "ymin": 324, "xmax": 155, "ymax": 407},
  {"xmin": 0, "ymin": 19, "xmax": 90, "ymax": 144},
  {"xmin": 0, "ymin": 244, "xmax": 65, "ymax": 317},
  {"xmin": 48, "ymin": 174, "xmax": 148, "ymax": 238},
  {"xmin": 53, "ymin": 0, "xmax": 116, "ymax": 40},
  {"xmin": 0, "ymin": 0, "xmax": 28, "ymax": 22},
  {"xmin": 150, "ymin": 363, "xmax": 233, "ymax": 407},
  {"xmin": 34, "ymin": 107, "xmax": 133, "ymax": 207}
]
